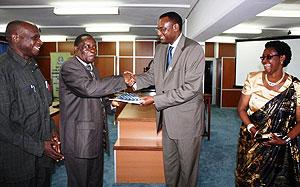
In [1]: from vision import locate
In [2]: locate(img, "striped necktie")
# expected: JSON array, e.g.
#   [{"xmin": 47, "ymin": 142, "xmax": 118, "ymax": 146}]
[
  {"xmin": 166, "ymin": 46, "xmax": 174, "ymax": 71},
  {"xmin": 86, "ymin": 64, "xmax": 95, "ymax": 78}
]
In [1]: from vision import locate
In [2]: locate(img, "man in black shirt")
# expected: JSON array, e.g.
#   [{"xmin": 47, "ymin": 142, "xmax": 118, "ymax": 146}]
[{"xmin": 0, "ymin": 20, "xmax": 63, "ymax": 186}]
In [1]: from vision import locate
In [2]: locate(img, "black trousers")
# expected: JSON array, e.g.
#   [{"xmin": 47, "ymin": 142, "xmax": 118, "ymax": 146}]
[
  {"xmin": 0, "ymin": 166, "xmax": 52, "ymax": 187},
  {"xmin": 64, "ymin": 154, "xmax": 104, "ymax": 187}
]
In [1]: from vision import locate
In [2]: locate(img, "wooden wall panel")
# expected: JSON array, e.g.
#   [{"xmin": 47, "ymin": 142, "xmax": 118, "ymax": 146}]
[
  {"xmin": 58, "ymin": 42, "xmax": 74, "ymax": 54},
  {"xmin": 136, "ymin": 41, "xmax": 153, "ymax": 56},
  {"xmin": 98, "ymin": 42, "xmax": 116, "ymax": 55},
  {"xmin": 94, "ymin": 57, "xmax": 115, "ymax": 78},
  {"xmin": 39, "ymin": 42, "xmax": 56, "ymax": 56},
  {"xmin": 222, "ymin": 90, "xmax": 241, "ymax": 107},
  {"xmin": 119, "ymin": 58, "xmax": 133, "ymax": 73},
  {"xmin": 219, "ymin": 43, "xmax": 236, "ymax": 57},
  {"xmin": 222, "ymin": 58, "xmax": 236, "ymax": 89},
  {"xmin": 36, "ymin": 57, "xmax": 51, "ymax": 82},
  {"xmin": 135, "ymin": 58, "xmax": 152, "ymax": 74},
  {"xmin": 120, "ymin": 42, "xmax": 133, "ymax": 56},
  {"xmin": 205, "ymin": 42, "xmax": 214, "ymax": 57}
]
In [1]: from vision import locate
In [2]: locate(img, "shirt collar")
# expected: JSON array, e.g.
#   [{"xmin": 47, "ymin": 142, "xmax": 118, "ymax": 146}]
[
  {"xmin": 7, "ymin": 47, "xmax": 33, "ymax": 67},
  {"xmin": 169, "ymin": 33, "xmax": 182, "ymax": 50},
  {"xmin": 75, "ymin": 56, "xmax": 93, "ymax": 70}
]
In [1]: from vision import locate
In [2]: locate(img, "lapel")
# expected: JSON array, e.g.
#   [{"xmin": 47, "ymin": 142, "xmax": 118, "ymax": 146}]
[
  {"xmin": 92, "ymin": 64, "xmax": 99, "ymax": 80},
  {"xmin": 164, "ymin": 35, "xmax": 186, "ymax": 79},
  {"xmin": 161, "ymin": 45, "xmax": 168, "ymax": 77},
  {"xmin": 75, "ymin": 57, "xmax": 97, "ymax": 80}
]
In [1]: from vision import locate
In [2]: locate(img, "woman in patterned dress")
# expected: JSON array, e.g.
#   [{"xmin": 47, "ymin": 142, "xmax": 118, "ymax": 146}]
[{"xmin": 236, "ymin": 40, "xmax": 300, "ymax": 187}]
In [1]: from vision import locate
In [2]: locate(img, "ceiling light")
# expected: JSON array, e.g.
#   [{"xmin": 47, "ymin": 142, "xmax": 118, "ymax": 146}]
[
  {"xmin": 206, "ymin": 36, "xmax": 237, "ymax": 43},
  {"xmin": 257, "ymin": 10, "xmax": 300, "ymax": 17},
  {"xmin": 289, "ymin": 28, "xmax": 300, "ymax": 35},
  {"xmin": 85, "ymin": 24, "xmax": 130, "ymax": 32},
  {"xmin": 101, "ymin": 35, "xmax": 136, "ymax": 41},
  {"xmin": 53, "ymin": 7, "xmax": 118, "ymax": 15},
  {"xmin": 224, "ymin": 27, "xmax": 262, "ymax": 34},
  {"xmin": 40, "ymin": 35, "xmax": 67, "ymax": 42},
  {"xmin": 223, "ymin": 24, "xmax": 263, "ymax": 34},
  {"xmin": 256, "ymin": 4, "xmax": 300, "ymax": 17}
]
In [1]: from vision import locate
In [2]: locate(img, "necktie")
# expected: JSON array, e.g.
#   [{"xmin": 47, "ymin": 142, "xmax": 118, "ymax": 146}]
[
  {"xmin": 166, "ymin": 46, "xmax": 174, "ymax": 71},
  {"xmin": 86, "ymin": 64, "xmax": 95, "ymax": 78}
]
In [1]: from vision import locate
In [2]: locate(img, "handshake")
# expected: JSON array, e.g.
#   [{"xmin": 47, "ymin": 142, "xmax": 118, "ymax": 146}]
[
  {"xmin": 120, "ymin": 71, "xmax": 154, "ymax": 106},
  {"xmin": 123, "ymin": 71, "xmax": 136, "ymax": 87}
]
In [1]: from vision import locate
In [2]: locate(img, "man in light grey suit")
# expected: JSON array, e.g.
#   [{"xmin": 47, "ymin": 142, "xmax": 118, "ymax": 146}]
[
  {"xmin": 59, "ymin": 34, "xmax": 131, "ymax": 187},
  {"xmin": 132, "ymin": 12, "xmax": 205, "ymax": 187}
]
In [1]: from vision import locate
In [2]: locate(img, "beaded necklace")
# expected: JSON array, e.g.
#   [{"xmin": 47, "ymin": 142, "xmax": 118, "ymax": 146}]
[{"xmin": 265, "ymin": 72, "xmax": 285, "ymax": 87}]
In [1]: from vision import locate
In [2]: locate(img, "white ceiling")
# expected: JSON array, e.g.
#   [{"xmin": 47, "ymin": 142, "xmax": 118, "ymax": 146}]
[
  {"xmin": 1, "ymin": 0, "xmax": 300, "ymax": 42},
  {"xmin": 219, "ymin": 0, "xmax": 300, "ymax": 40}
]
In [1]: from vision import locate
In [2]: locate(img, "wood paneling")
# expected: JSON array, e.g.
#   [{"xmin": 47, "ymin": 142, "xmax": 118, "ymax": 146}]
[
  {"xmin": 58, "ymin": 42, "xmax": 74, "ymax": 54},
  {"xmin": 205, "ymin": 42, "xmax": 214, "ymax": 57},
  {"xmin": 222, "ymin": 58, "xmax": 236, "ymax": 89},
  {"xmin": 36, "ymin": 57, "xmax": 51, "ymax": 82},
  {"xmin": 219, "ymin": 43, "xmax": 236, "ymax": 57},
  {"xmin": 94, "ymin": 57, "xmax": 115, "ymax": 78},
  {"xmin": 120, "ymin": 42, "xmax": 133, "ymax": 56},
  {"xmin": 39, "ymin": 42, "xmax": 56, "ymax": 56},
  {"xmin": 115, "ymin": 150, "xmax": 164, "ymax": 183},
  {"xmin": 98, "ymin": 42, "xmax": 116, "ymax": 55},
  {"xmin": 119, "ymin": 58, "xmax": 133, "ymax": 73},
  {"xmin": 222, "ymin": 90, "xmax": 241, "ymax": 107},
  {"xmin": 135, "ymin": 58, "xmax": 152, "ymax": 74},
  {"xmin": 135, "ymin": 41, "xmax": 153, "ymax": 56}
]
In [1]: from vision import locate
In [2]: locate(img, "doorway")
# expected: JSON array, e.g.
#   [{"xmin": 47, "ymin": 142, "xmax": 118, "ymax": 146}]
[{"xmin": 204, "ymin": 60, "xmax": 213, "ymax": 94}]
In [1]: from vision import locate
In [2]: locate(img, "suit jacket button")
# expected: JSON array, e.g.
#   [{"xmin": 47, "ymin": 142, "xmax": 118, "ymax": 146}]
[{"xmin": 162, "ymin": 91, "xmax": 165, "ymax": 93}]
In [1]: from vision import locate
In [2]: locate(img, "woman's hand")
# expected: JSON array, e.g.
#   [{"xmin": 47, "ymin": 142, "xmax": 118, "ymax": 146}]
[
  {"xmin": 248, "ymin": 126, "xmax": 259, "ymax": 138},
  {"xmin": 263, "ymin": 133, "xmax": 286, "ymax": 146}
]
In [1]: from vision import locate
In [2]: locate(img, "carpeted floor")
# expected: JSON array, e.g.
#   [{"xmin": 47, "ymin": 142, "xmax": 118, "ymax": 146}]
[{"xmin": 51, "ymin": 106, "xmax": 241, "ymax": 187}]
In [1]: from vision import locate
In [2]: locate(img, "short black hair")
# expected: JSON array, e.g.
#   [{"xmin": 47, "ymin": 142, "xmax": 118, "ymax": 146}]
[
  {"xmin": 265, "ymin": 40, "xmax": 292, "ymax": 67},
  {"xmin": 74, "ymin": 34, "xmax": 94, "ymax": 46},
  {"xmin": 159, "ymin": 12, "xmax": 183, "ymax": 31}
]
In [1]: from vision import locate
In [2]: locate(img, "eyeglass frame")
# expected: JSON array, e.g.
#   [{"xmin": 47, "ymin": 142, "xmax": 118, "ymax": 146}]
[
  {"xmin": 260, "ymin": 54, "xmax": 280, "ymax": 61},
  {"xmin": 155, "ymin": 24, "xmax": 174, "ymax": 33}
]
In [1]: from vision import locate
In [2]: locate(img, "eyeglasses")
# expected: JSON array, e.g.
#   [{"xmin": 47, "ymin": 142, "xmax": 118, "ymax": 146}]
[
  {"xmin": 260, "ymin": 54, "xmax": 280, "ymax": 61},
  {"xmin": 155, "ymin": 25, "xmax": 173, "ymax": 33}
]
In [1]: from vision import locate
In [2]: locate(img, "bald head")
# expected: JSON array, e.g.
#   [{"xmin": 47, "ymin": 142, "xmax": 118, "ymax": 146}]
[
  {"xmin": 5, "ymin": 20, "xmax": 38, "ymax": 43},
  {"xmin": 5, "ymin": 20, "xmax": 42, "ymax": 59}
]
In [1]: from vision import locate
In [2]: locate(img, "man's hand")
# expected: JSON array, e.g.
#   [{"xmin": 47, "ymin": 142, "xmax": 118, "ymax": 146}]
[
  {"xmin": 141, "ymin": 96, "xmax": 154, "ymax": 105},
  {"xmin": 44, "ymin": 130, "xmax": 64, "ymax": 161},
  {"xmin": 123, "ymin": 71, "xmax": 136, "ymax": 86},
  {"xmin": 44, "ymin": 140, "xmax": 64, "ymax": 161},
  {"xmin": 51, "ymin": 130, "xmax": 62, "ymax": 154},
  {"xmin": 112, "ymin": 100, "xmax": 120, "ymax": 107}
]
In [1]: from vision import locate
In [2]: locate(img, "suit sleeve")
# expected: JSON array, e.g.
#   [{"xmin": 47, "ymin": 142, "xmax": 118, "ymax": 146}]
[
  {"xmin": 135, "ymin": 59, "xmax": 155, "ymax": 89},
  {"xmin": 153, "ymin": 44, "xmax": 205, "ymax": 111},
  {"xmin": 60, "ymin": 61, "xmax": 127, "ymax": 97}
]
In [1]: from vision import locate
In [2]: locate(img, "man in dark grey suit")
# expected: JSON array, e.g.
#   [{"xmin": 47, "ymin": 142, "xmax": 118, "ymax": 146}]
[
  {"xmin": 132, "ymin": 12, "xmax": 205, "ymax": 187},
  {"xmin": 59, "ymin": 34, "xmax": 130, "ymax": 187}
]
